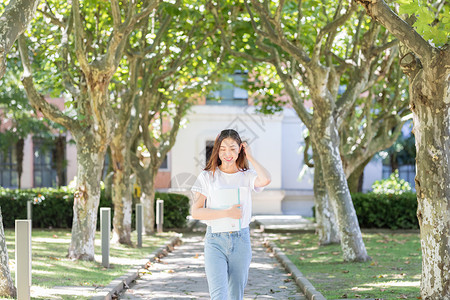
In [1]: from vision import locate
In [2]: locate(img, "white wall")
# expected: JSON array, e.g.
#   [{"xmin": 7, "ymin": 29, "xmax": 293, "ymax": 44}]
[
  {"xmin": 281, "ymin": 108, "xmax": 314, "ymax": 190},
  {"xmin": 280, "ymin": 108, "xmax": 315, "ymax": 216}
]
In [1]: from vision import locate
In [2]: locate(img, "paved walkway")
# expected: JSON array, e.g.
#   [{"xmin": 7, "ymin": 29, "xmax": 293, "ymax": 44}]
[{"xmin": 119, "ymin": 231, "xmax": 306, "ymax": 299}]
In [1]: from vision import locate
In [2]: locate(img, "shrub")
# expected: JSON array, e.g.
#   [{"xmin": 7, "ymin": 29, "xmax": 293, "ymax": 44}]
[
  {"xmin": 0, "ymin": 187, "xmax": 74, "ymax": 228},
  {"xmin": 154, "ymin": 192, "xmax": 190, "ymax": 229},
  {"xmin": 0, "ymin": 187, "xmax": 190, "ymax": 230},
  {"xmin": 352, "ymin": 192, "xmax": 418, "ymax": 229}
]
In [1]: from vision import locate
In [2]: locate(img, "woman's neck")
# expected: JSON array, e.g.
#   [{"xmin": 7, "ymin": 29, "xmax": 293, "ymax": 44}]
[{"xmin": 219, "ymin": 163, "xmax": 239, "ymax": 174}]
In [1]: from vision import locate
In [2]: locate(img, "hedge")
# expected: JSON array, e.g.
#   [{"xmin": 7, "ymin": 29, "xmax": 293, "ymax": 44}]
[
  {"xmin": 352, "ymin": 192, "xmax": 418, "ymax": 229},
  {"xmin": 0, "ymin": 187, "xmax": 190, "ymax": 230}
]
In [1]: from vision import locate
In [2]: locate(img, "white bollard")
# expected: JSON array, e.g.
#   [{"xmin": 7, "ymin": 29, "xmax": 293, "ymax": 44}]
[
  {"xmin": 15, "ymin": 220, "xmax": 32, "ymax": 300},
  {"xmin": 136, "ymin": 204, "xmax": 143, "ymax": 248},
  {"xmin": 27, "ymin": 201, "xmax": 32, "ymax": 220},
  {"xmin": 156, "ymin": 199, "xmax": 164, "ymax": 233},
  {"xmin": 100, "ymin": 208, "xmax": 110, "ymax": 268}
]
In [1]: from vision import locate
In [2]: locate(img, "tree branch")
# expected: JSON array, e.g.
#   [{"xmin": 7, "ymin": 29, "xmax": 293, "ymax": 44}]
[
  {"xmin": 313, "ymin": 0, "xmax": 357, "ymax": 63},
  {"xmin": 141, "ymin": 14, "xmax": 172, "ymax": 56},
  {"xmin": 105, "ymin": 0, "xmax": 160, "ymax": 71},
  {"xmin": 274, "ymin": 0, "xmax": 285, "ymax": 26},
  {"xmin": 210, "ymin": 2, "xmax": 272, "ymax": 63},
  {"xmin": 0, "ymin": 0, "xmax": 41, "ymax": 79},
  {"xmin": 355, "ymin": 0, "xmax": 434, "ymax": 62},
  {"xmin": 247, "ymin": 0, "xmax": 311, "ymax": 65},
  {"xmin": 110, "ymin": 0, "xmax": 121, "ymax": 30},
  {"xmin": 55, "ymin": 11, "xmax": 80, "ymax": 96},
  {"xmin": 18, "ymin": 34, "xmax": 79, "ymax": 131},
  {"xmin": 271, "ymin": 49, "xmax": 312, "ymax": 128},
  {"xmin": 71, "ymin": 0, "xmax": 90, "ymax": 75},
  {"xmin": 37, "ymin": 8, "xmax": 65, "ymax": 27}
]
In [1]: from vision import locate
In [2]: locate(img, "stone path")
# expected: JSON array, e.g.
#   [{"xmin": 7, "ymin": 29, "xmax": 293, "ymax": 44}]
[{"xmin": 119, "ymin": 232, "xmax": 306, "ymax": 299}]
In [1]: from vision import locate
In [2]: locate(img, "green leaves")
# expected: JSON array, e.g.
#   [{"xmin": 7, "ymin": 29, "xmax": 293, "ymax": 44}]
[
  {"xmin": 371, "ymin": 170, "xmax": 412, "ymax": 195},
  {"xmin": 398, "ymin": 0, "xmax": 449, "ymax": 46}
]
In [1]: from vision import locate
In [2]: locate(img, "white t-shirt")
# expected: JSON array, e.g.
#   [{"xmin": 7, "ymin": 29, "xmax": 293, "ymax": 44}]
[{"xmin": 191, "ymin": 168, "xmax": 264, "ymax": 229}]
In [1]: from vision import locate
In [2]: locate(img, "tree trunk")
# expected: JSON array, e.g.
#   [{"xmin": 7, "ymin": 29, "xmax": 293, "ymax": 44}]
[
  {"xmin": 16, "ymin": 138, "xmax": 24, "ymax": 189},
  {"xmin": 312, "ymin": 114, "xmax": 371, "ymax": 262},
  {"xmin": 0, "ymin": 208, "xmax": 16, "ymax": 298},
  {"xmin": 52, "ymin": 136, "xmax": 66, "ymax": 187},
  {"xmin": 110, "ymin": 140, "xmax": 133, "ymax": 245},
  {"xmin": 313, "ymin": 151, "xmax": 340, "ymax": 245},
  {"xmin": 347, "ymin": 156, "xmax": 372, "ymax": 194},
  {"xmin": 68, "ymin": 140, "xmax": 106, "ymax": 260},
  {"xmin": 390, "ymin": 153, "xmax": 398, "ymax": 173},
  {"xmin": 137, "ymin": 172, "xmax": 156, "ymax": 235},
  {"xmin": 103, "ymin": 148, "xmax": 114, "ymax": 201},
  {"xmin": 412, "ymin": 71, "xmax": 450, "ymax": 299}
]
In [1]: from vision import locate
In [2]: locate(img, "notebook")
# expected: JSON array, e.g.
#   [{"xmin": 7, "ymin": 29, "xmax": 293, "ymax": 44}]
[{"xmin": 209, "ymin": 188, "xmax": 241, "ymax": 233}]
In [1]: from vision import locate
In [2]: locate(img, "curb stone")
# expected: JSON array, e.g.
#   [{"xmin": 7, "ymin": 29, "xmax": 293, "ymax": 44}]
[
  {"xmin": 91, "ymin": 234, "xmax": 182, "ymax": 300},
  {"xmin": 264, "ymin": 240, "xmax": 327, "ymax": 300}
]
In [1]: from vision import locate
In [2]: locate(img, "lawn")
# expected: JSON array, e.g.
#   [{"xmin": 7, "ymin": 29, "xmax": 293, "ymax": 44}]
[
  {"xmin": 4, "ymin": 228, "xmax": 177, "ymax": 299},
  {"xmin": 270, "ymin": 231, "xmax": 421, "ymax": 300}
]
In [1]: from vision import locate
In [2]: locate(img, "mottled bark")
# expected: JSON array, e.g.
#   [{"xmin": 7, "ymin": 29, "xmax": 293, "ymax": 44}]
[
  {"xmin": 136, "ymin": 172, "xmax": 156, "ymax": 235},
  {"xmin": 311, "ymin": 111, "xmax": 371, "ymax": 262},
  {"xmin": 68, "ymin": 139, "xmax": 106, "ymax": 260},
  {"xmin": 110, "ymin": 140, "xmax": 132, "ymax": 245},
  {"xmin": 412, "ymin": 68, "xmax": 450, "ymax": 299},
  {"xmin": 313, "ymin": 151, "xmax": 340, "ymax": 245},
  {"xmin": 0, "ymin": 0, "xmax": 41, "ymax": 79},
  {"xmin": 0, "ymin": 208, "xmax": 16, "ymax": 298},
  {"xmin": 355, "ymin": 0, "xmax": 450, "ymax": 297}
]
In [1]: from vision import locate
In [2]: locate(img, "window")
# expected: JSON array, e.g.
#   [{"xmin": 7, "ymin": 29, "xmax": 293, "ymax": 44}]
[
  {"xmin": 0, "ymin": 147, "xmax": 18, "ymax": 188},
  {"xmin": 159, "ymin": 154, "xmax": 169, "ymax": 170},
  {"xmin": 33, "ymin": 138, "xmax": 65, "ymax": 187},
  {"xmin": 206, "ymin": 72, "xmax": 248, "ymax": 106}
]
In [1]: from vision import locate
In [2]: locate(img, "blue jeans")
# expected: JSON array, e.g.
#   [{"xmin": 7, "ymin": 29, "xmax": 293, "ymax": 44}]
[{"xmin": 204, "ymin": 226, "xmax": 252, "ymax": 300}]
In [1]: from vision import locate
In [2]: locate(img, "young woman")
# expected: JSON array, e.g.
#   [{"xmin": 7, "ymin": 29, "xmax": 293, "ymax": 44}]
[{"xmin": 191, "ymin": 129, "xmax": 271, "ymax": 300}]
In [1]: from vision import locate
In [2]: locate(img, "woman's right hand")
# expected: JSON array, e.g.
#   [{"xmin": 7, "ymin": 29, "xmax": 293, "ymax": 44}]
[{"xmin": 227, "ymin": 204, "xmax": 242, "ymax": 219}]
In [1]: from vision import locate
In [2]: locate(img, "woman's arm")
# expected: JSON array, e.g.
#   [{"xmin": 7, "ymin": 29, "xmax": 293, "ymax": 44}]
[
  {"xmin": 191, "ymin": 192, "xmax": 242, "ymax": 220},
  {"xmin": 242, "ymin": 142, "xmax": 271, "ymax": 188}
]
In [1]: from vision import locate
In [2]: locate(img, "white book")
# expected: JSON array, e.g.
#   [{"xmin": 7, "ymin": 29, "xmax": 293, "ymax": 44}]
[{"xmin": 209, "ymin": 188, "xmax": 241, "ymax": 233}]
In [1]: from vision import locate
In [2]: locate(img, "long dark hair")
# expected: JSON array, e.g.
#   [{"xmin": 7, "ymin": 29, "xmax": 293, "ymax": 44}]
[{"xmin": 204, "ymin": 129, "xmax": 249, "ymax": 175}]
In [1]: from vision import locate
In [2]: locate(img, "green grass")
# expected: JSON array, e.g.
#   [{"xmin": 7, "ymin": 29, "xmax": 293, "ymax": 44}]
[
  {"xmin": 4, "ymin": 228, "xmax": 177, "ymax": 299},
  {"xmin": 271, "ymin": 231, "xmax": 421, "ymax": 300}
]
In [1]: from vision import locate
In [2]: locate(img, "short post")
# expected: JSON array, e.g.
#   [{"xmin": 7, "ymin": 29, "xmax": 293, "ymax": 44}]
[
  {"xmin": 15, "ymin": 220, "xmax": 32, "ymax": 300},
  {"xmin": 100, "ymin": 208, "xmax": 110, "ymax": 268},
  {"xmin": 27, "ymin": 200, "xmax": 32, "ymax": 220},
  {"xmin": 136, "ymin": 204, "xmax": 143, "ymax": 248},
  {"xmin": 156, "ymin": 199, "xmax": 164, "ymax": 233}
]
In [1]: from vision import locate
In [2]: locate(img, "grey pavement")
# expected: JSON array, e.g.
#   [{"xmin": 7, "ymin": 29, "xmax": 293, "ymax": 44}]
[{"xmin": 119, "ymin": 231, "xmax": 306, "ymax": 300}]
